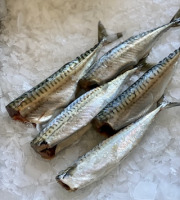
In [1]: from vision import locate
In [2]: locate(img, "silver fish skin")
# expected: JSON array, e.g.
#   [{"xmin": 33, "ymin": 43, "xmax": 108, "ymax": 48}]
[
  {"xmin": 94, "ymin": 47, "xmax": 180, "ymax": 133},
  {"xmin": 6, "ymin": 22, "xmax": 122, "ymax": 127},
  {"xmin": 80, "ymin": 9, "xmax": 180, "ymax": 89},
  {"xmin": 30, "ymin": 68, "xmax": 137, "ymax": 159},
  {"xmin": 56, "ymin": 101, "xmax": 180, "ymax": 191}
]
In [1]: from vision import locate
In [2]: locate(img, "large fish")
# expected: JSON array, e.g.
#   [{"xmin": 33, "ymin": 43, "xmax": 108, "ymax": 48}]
[
  {"xmin": 80, "ymin": 9, "xmax": 180, "ymax": 89},
  {"xmin": 56, "ymin": 101, "xmax": 180, "ymax": 191},
  {"xmin": 30, "ymin": 67, "xmax": 137, "ymax": 159},
  {"xmin": 6, "ymin": 22, "xmax": 122, "ymax": 128},
  {"xmin": 94, "ymin": 47, "xmax": 180, "ymax": 134}
]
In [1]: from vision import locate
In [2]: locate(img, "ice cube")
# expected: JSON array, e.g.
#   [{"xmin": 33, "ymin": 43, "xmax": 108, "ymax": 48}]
[{"xmin": 133, "ymin": 181, "xmax": 157, "ymax": 200}]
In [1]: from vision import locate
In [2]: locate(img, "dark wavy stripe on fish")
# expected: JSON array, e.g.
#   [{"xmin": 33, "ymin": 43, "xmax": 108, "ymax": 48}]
[
  {"xmin": 30, "ymin": 68, "xmax": 136, "ymax": 159},
  {"xmin": 7, "ymin": 43, "xmax": 98, "ymax": 110},
  {"xmin": 32, "ymin": 86, "xmax": 103, "ymax": 146},
  {"xmin": 80, "ymin": 9, "xmax": 180, "ymax": 89},
  {"xmin": 56, "ymin": 100, "xmax": 180, "ymax": 191},
  {"xmin": 6, "ymin": 21, "xmax": 122, "ymax": 126},
  {"xmin": 95, "ymin": 48, "xmax": 180, "ymax": 128}
]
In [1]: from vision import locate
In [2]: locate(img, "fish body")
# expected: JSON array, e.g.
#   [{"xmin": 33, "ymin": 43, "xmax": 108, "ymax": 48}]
[
  {"xmin": 94, "ymin": 48, "xmax": 180, "ymax": 133},
  {"xmin": 80, "ymin": 9, "xmax": 180, "ymax": 89},
  {"xmin": 56, "ymin": 101, "xmax": 180, "ymax": 191},
  {"xmin": 6, "ymin": 22, "xmax": 122, "ymax": 127},
  {"xmin": 30, "ymin": 68, "xmax": 137, "ymax": 159}
]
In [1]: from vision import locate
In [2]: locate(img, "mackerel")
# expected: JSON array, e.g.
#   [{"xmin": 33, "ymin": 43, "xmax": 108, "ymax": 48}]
[
  {"xmin": 6, "ymin": 22, "xmax": 122, "ymax": 128},
  {"xmin": 30, "ymin": 68, "xmax": 137, "ymax": 159},
  {"xmin": 80, "ymin": 9, "xmax": 180, "ymax": 89},
  {"xmin": 56, "ymin": 101, "xmax": 180, "ymax": 191},
  {"xmin": 94, "ymin": 48, "xmax": 180, "ymax": 133}
]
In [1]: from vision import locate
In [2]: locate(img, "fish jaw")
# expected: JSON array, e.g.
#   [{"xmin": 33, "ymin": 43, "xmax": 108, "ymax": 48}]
[{"xmin": 56, "ymin": 106, "xmax": 161, "ymax": 191}]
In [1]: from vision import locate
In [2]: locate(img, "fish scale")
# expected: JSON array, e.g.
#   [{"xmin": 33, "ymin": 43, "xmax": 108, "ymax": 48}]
[{"xmin": 94, "ymin": 48, "xmax": 180, "ymax": 131}]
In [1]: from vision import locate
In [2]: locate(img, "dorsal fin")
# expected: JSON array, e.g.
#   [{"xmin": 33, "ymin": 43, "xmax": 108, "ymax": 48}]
[
  {"xmin": 98, "ymin": 21, "xmax": 108, "ymax": 42},
  {"xmin": 98, "ymin": 21, "xmax": 123, "ymax": 44}
]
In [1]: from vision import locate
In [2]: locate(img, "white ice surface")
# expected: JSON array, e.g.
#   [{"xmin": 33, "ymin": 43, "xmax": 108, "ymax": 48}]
[{"xmin": 0, "ymin": 0, "xmax": 180, "ymax": 200}]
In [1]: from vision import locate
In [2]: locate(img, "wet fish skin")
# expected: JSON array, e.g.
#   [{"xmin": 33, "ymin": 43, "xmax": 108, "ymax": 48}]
[
  {"xmin": 6, "ymin": 22, "xmax": 122, "ymax": 126},
  {"xmin": 5, "ymin": 43, "xmax": 103, "ymax": 124},
  {"xmin": 56, "ymin": 101, "xmax": 180, "ymax": 191},
  {"xmin": 30, "ymin": 67, "xmax": 137, "ymax": 159},
  {"xmin": 80, "ymin": 9, "xmax": 180, "ymax": 89},
  {"xmin": 94, "ymin": 47, "xmax": 180, "ymax": 133}
]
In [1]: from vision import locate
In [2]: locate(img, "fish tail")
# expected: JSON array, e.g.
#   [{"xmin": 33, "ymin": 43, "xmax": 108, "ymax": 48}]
[
  {"xmin": 98, "ymin": 21, "xmax": 122, "ymax": 45},
  {"xmin": 160, "ymin": 101, "xmax": 180, "ymax": 110},
  {"xmin": 170, "ymin": 8, "xmax": 180, "ymax": 27}
]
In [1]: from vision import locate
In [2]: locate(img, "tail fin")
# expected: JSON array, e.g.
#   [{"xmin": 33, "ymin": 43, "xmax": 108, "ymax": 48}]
[
  {"xmin": 160, "ymin": 100, "xmax": 180, "ymax": 110},
  {"xmin": 98, "ymin": 21, "xmax": 123, "ymax": 45},
  {"xmin": 170, "ymin": 8, "xmax": 180, "ymax": 27}
]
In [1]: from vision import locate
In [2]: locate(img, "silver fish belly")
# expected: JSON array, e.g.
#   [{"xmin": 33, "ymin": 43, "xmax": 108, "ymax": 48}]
[
  {"xmin": 56, "ymin": 101, "xmax": 180, "ymax": 191},
  {"xmin": 80, "ymin": 9, "xmax": 180, "ymax": 89},
  {"xmin": 6, "ymin": 22, "xmax": 122, "ymax": 127},
  {"xmin": 94, "ymin": 48, "xmax": 180, "ymax": 133},
  {"xmin": 30, "ymin": 68, "xmax": 137, "ymax": 159}
]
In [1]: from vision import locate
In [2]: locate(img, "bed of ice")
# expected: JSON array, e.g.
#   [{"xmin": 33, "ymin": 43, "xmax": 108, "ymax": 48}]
[{"xmin": 0, "ymin": 0, "xmax": 180, "ymax": 199}]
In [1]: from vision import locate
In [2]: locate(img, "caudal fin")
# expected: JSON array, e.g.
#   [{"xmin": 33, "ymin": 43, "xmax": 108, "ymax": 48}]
[
  {"xmin": 170, "ymin": 8, "xmax": 180, "ymax": 27},
  {"xmin": 98, "ymin": 21, "xmax": 123, "ymax": 45},
  {"xmin": 160, "ymin": 100, "xmax": 180, "ymax": 110}
]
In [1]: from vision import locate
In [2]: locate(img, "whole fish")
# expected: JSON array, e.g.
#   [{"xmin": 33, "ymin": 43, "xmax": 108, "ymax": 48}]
[
  {"xmin": 80, "ymin": 9, "xmax": 180, "ymax": 89},
  {"xmin": 6, "ymin": 22, "xmax": 122, "ymax": 128},
  {"xmin": 94, "ymin": 47, "xmax": 180, "ymax": 134},
  {"xmin": 30, "ymin": 67, "xmax": 137, "ymax": 159},
  {"xmin": 56, "ymin": 101, "xmax": 180, "ymax": 191}
]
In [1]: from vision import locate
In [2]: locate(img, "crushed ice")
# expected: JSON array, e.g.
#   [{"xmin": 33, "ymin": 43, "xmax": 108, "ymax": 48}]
[{"xmin": 0, "ymin": 0, "xmax": 180, "ymax": 199}]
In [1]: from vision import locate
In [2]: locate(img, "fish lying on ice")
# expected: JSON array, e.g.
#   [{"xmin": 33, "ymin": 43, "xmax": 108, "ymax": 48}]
[
  {"xmin": 56, "ymin": 100, "xmax": 180, "ymax": 191},
  {"xmin": 80, "ymin": 9, "xmax": 180, "ymax": 89},
  {"xmin": 30, "ymin": 67, "xmax": 137, "ymax": 159},
  {"xmin": 94, "ymin": 47, "xmax": 180, "ymax": 134},
  {"xmin": 6, "ymin": 22, "xmax": 122, "ymax": 128}
]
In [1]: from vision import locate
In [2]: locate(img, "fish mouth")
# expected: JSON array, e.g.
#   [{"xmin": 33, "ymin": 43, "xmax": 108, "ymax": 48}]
[{"xmin": 31, "ymin": 141, "xmax": 57, "ymax": 160}]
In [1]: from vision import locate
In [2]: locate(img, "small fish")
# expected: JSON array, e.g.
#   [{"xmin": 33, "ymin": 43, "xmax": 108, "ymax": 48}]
[
  {"xmin": 30, "ymin": 67, "xmax": 137, "ymax": 159},
  {"xmin": 94, "ymin": 48, "xmax": 180, "ymax": 134},
  {"xmin": 6, "ymin": 22, "xmax": 122, "ymax": 128},
  {"xmin": 56, "ymin": 101, "xmax": 180, "ymax": 191},
  {"xmin": 80, "ymin": 9, "xmax": 180, "ymax": 89}
]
